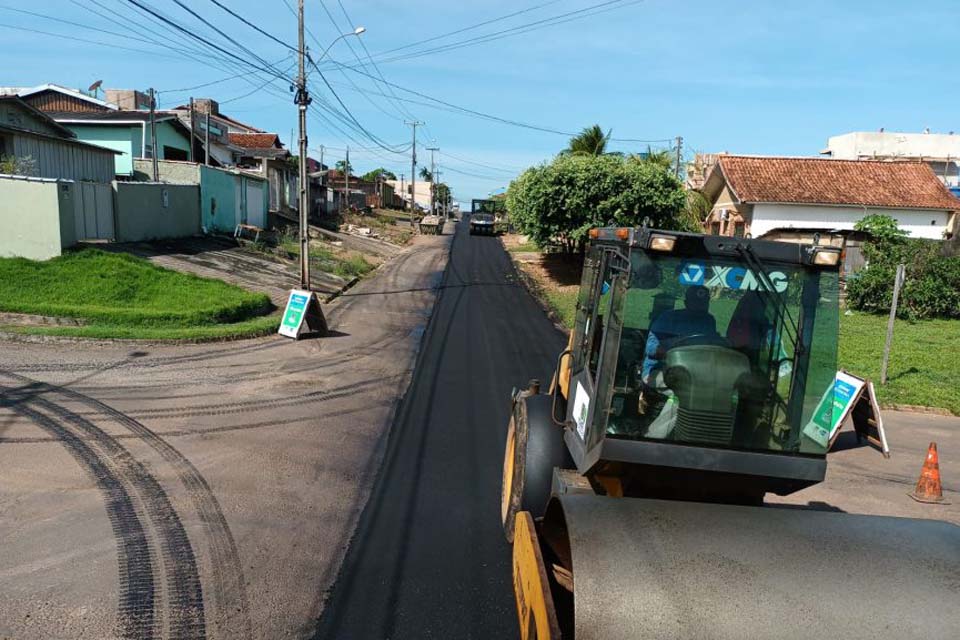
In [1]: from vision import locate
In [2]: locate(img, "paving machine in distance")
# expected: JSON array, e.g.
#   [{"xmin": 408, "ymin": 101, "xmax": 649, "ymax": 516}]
[
  {"xmin": 501, "ymin": 226, "xmax": 960, "ymax": 639},
  {"xmin": 469, "ymin": 198, "xmax": 504, "ymax": 235}
]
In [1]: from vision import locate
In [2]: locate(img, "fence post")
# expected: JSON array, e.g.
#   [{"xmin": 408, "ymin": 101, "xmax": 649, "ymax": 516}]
[{"xmin": 880, "ymin": 263, "xmax": 906, "ymax": 384}]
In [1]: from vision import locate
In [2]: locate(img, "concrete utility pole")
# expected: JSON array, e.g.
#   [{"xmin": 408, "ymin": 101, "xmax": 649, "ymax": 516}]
[
  {"xmin": 148, "ymin": 88, "xmax": 159, "ymax": 182},
  {"xmin": 426, "ymin": 147, "xmax": 438, "ymax": 215},
  {"xmin": 674, "ymin": 135, "xmax": 683, "ymax": 179},
  {"xmin": 295, "ymin": 0, "xmax": 312, "ymax": 290},
  {"xmin": 405, "ymin": 120, "xmax": 423, "ymax": 225},
  {"xmin": 204, "ymin": 112, "xmax": 211, "ymax": 166}
]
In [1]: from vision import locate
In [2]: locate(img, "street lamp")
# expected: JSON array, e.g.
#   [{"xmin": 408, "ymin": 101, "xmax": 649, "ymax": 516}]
[{"xmin": 315, "ymin": 27, "xmax": 366, "ymax": 65}]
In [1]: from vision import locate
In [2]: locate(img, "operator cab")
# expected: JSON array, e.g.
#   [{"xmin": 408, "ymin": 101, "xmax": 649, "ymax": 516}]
[{"xmin": 561, "ymin": 227, "xmax": 842, "ymax": 499}]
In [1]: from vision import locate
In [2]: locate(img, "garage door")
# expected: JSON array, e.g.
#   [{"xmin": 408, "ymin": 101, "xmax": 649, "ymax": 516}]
[{"xmin": 73, "ymin": 182, "xmax": 115, "ymax": 241}]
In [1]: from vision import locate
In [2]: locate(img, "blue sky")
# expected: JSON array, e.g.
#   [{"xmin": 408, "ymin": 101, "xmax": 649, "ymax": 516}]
[{"xmin": 2, "ymin": 1, "xmax": 957, "ymax": 204}]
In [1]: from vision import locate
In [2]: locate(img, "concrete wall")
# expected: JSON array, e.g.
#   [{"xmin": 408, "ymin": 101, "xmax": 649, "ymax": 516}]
[
  {"xmin": 156, "ymin": 120, "xmax": 191, "ymax": 159},
  {"xmin": 0, "ymin": 175, "xmax": 69, "ymax": 260},
  {"xmin": 133, "ymin": 158, "xmax": 200, "ymax": 184},
  {"xmin": 114, "ymin": 182, "xmax": 200, "ymax": 242},
  {"xmin": 826, "ymin": 131, "xmax": 960, "ymax": 161},
  {"xmin": 751, "ymin": 203, "xmax": 951, "ymax": 240}
]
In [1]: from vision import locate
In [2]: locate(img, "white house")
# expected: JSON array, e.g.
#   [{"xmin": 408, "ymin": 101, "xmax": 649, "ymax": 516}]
[
  {"xmin": 822, "ymin": 131, "xmax": 960, "ymax": 187},
  {"xmin": 385, "ymin": 178, "xmax": 431, "ymax": 210},
  {"xmin": 701, "ymin": 155, "xmax": 959, "ymax": 242}
]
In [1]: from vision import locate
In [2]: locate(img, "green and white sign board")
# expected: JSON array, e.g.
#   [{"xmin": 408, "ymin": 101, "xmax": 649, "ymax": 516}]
[
  {"xmin": 279, "ymin": 289, "xmax": 327, "ymax": 339},
  {"xmin": 802, "ymin": 370, "xmax": 866, "ymax": 449}
]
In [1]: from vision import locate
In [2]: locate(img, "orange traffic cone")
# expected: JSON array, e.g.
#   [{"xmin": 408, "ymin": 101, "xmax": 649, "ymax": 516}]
[{"xmin": 909, "ymin": 442, "xmax": 947, "ymax": 504}]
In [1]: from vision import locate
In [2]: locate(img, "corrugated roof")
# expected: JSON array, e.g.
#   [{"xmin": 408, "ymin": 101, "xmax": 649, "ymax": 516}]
[
  {"xmin": 714, "ymin": 155, "xmax": 960, "ymax": 211},
  {"xmin": 48, "ymin": 110, "xmax": 178, "ymax": 123}
]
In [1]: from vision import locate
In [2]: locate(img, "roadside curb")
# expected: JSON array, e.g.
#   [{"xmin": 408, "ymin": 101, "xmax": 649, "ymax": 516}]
[{"xmin": 884, "ymin": 404, "xmax": 956, "ymax": 417}]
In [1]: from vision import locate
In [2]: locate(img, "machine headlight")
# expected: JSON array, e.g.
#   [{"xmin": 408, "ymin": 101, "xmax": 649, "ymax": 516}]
[
  {"xmin": 649, "ymin": 233, "xmax": 677, "ymax": 252},
  {"xmin": 812, "ymin": 249, "xmax": 841, "ymax": 266}
]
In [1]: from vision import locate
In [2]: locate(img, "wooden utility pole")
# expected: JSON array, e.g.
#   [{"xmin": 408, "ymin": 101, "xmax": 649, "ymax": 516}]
[
  {"xmin": 204, "ymin": 112, "xmax": 211, "ymax": 166},
  {"xmin": 189, "ymin": 97, "xmax": 195, "ymax": 163},
  {"xmin": 149, "ymin": 88, "xmax": 159, "ymax": 182},
  {"xmin": 344, "ymin": 146, "xmax": 350, "ymax": 214},
  {"xmin": 674, "ymin": 135, "xmax": 683, "ymax": 178},
  {"xmin": 426, "ymin": 147, "xmax": 438, "ymax": 215},
  {"xmin": 880, "ymin": 263, "xmax": 906, "ymax": 384},
  {"xmin": 295, "ymin": 0, "xmax": 312, "ymax": 289}
]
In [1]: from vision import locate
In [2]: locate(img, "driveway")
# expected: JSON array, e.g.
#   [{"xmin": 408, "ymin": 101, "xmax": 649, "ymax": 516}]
[{"xmin": 0, "ymin": 232, "xmax": 450, "ymax": 640}]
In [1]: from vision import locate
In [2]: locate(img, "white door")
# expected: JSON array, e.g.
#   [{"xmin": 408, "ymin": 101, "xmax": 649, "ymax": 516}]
[{"xmin": 246, "ymin": 181, "xmax": 265, "ymax": 228}]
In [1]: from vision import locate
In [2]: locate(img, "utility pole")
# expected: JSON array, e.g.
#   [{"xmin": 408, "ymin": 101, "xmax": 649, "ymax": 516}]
[
  {"xmin": 400, "ymin": 174, "xmax": 405, "ymax": 214},
  {"xmin": 295, "ymin": 0, "xmax": 312, "ymax": 290},
  {"xmin": 405, "ymin": 120, "xmax": 423, "ymax": 225},
  {"xmin": 426, "ymin": 146, "xmax": 438, "ymax": 215},
  {"xmin": 674, "ymin": 135, "xmax": 683, "ymax": 179},
  {"xmin": 149, "ymin": 88, "xmax": 159, "ymax": 182},
  {"xmin": 204, "ymin": 112, "xmax": 211, "ymax": 166},
  {"xmin": 188, "ymin": 97, "xmax": 195, "ymax": 163},
  {"xmin": 318, "ymin": 144, "xmax": 325, "ymax": 216},
  {"xmin": 344, "ymin": 146, "xmax": 350, "ymax": 214}
]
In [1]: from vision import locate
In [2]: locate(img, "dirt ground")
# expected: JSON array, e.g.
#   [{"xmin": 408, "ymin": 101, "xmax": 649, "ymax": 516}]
[{"xmin": 0, "ymin": 231, "xmax": 450, "ymax": 640}]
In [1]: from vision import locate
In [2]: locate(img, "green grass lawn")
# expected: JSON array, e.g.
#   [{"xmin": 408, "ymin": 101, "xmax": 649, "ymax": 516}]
[
  {"xmin": 278, "ymin": 239, "xmax": 376, "ymax": 280},
  {"xmin": 0, "ymin": 249, "xmax": 277, "ymax": 340},
  {"xmin": 529, "ymin": 285, "xmax": 959, "ymax": 414}
]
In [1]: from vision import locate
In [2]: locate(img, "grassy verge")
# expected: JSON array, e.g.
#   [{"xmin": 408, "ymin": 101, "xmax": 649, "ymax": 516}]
[
  {"xmin": 0, "ymin": 249, "xmax": 276, "ymax": 340},
  {"xmin": 506, "ymin": 242, "xmax": 960, "ymax": 414}
]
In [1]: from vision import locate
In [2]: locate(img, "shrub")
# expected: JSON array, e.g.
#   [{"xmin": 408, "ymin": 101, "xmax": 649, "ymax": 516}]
[{"xmin": 847, "ymin": 216, "xmax": 960, "ymax": 319}]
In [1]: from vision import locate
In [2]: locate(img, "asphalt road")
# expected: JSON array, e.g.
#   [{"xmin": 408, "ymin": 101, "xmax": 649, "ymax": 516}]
[
  {"xmin": 0, "ymin": 233, "xmax": 449, "ymax": 640},
  {"xmin": 314, "ymin": 220, "xmax": 566, "ymax": 639}
]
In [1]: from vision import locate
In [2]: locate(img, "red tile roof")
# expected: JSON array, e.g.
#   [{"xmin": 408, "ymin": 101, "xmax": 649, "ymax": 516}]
[
  {"xmin": 228, "ymin": 132, "xmax": 281, "ymax": 149},
  {"xmin": 715, "ymin": 156, "xmax": 960, "ymax": 211}
]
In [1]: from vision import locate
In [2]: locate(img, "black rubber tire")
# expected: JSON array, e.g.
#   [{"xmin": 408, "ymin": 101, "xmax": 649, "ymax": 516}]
[{"xmin": 502, "ymin": 394, "xmax": 572, "ymax": 542}]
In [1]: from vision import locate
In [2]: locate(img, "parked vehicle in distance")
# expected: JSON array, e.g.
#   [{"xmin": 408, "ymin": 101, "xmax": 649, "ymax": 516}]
[{"xmin": 469, "ymin": 199, "xmax": 505, "ymax": 235}]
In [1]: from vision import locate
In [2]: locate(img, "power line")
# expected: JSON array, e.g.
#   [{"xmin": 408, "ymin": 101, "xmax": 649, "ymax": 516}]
[
  {"xmin": 207, "ymin": 0, "xmax": 296, "ymax": 52},
  {"xmin": 375, "ymin": 0, "xmax": 564, "ymax": 58},
  {"xmin": 160, "ymin": 54, "xmax": 294, "ymax": 93}
]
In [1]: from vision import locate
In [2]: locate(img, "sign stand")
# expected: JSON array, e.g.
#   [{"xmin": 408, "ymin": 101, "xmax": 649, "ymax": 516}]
[
  {"xmin": 278, "ymin": 289, "xmax": 328, "ymax": 339},
  {"xmin": 803, "ymin": 370, "xmax": 890, "ymax": 458}
]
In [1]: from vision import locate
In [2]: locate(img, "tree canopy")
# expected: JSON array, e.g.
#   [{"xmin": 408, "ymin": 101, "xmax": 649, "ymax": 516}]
[
  {"xmin": 335, "ymin": 159, "xmax": 353, "ymax": 174},
  {"xmin": 506, "ymin": 154, "xmax": 695, "ymax": 253},
  {"xmin": 361, "ymin": 168, "xmax": 397, "ymax": 181},
  {"xmin": 419, "ymin": 167, "xmax": 433, "ymax": 181},
  {"xmin": 562, "ymin": 124, "xmax": 612, "ymax": 156}
]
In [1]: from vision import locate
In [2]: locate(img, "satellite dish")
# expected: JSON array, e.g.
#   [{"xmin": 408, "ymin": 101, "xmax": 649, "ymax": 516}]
[{"xmin": 88, "ymin": 80, "xmax": 103, "ymax": 97}]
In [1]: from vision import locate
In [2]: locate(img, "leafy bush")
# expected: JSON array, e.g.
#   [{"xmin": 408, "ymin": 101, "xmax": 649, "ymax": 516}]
[
  {"xmin": 847, "ymin": 216, "xmax": 960, "ymax": 319},
  {"xmin": 505, "ymin": 154, "xmax": 693, "ymax": 254}
]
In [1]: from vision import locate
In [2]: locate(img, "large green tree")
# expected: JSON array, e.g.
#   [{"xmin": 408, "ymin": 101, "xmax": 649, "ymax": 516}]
[
  {"xmin": 434, "ymin": 182, "xmax": 452, "ymax": 209},
  {"xmin": 562, "ymin": 124, "xmax": 612, "ymax": 156},
  {"xmin": 361, "ymin": 167, "xmax": 397, "ymax": 181},
  {"xmin": 506, "ymin": 154, "xmax": 694, "ymax": 253},
  {"xmin": 419, "ymin": 167, "xmax": 433, "ymax": 181},
  {"xmin": 335, "ymin": 159, "xmax": 352, "ymax": 174}
]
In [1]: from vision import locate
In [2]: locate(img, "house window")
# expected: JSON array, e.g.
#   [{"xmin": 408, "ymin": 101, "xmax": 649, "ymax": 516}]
[
  {"xmin": 710, "ymin": 222, "xmax": 721, "ymax": 235},
  {"xmin": 0, "ymin": 135, "xmax": 7, "ymax": 157},
  {"xmin": 733, "ymin": 221, "xmax": 745, "ymax": 238}
]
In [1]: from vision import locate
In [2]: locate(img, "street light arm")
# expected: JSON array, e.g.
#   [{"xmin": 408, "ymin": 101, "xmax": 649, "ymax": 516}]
[{"xmin": 312, "ymin": 28, "xmax": 365, "ymax": 65}]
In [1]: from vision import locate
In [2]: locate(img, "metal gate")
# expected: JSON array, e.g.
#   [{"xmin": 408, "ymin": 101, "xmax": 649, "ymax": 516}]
[{"xmin": 73, "ymin": 181, "xmax": 115, "ymax": 241}]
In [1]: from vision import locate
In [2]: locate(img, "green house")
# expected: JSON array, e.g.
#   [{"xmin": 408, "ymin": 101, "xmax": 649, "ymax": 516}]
[{"xmin": 53, "ymin": 111, "xmax": 192, "ymax": 178}]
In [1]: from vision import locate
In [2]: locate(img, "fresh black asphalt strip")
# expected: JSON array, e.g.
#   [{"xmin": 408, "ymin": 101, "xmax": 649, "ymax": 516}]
[{"xmin": 314, "ymin": 220, "xmax": 566, "ymax": 638}]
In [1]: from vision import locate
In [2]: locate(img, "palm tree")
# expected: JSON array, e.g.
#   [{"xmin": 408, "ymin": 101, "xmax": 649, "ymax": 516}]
[
  {"xmin": 629, "ymin": 146, "xmax": 674, "ymax": 170},
  {"xmin": 335, "ymin": 159, "xmax": 352, "ymax": 174},
  {"xmin": 419, "ymin": 167, "xmax": 433, "ymax": 181},
  {"xmin": 563, "ymin": 124, "xmax": 611, "ymax": 156}
]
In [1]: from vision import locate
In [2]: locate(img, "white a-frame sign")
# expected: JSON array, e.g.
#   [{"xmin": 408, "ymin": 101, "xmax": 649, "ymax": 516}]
[{"xmin": 278, "ymin": 289, "xmax": 328, "ymax": 339}]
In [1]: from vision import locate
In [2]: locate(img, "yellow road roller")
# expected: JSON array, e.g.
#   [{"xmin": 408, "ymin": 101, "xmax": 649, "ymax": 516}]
[{"xmin": 501, "ymin": 226, "xmax": 960, "ymax": 639}]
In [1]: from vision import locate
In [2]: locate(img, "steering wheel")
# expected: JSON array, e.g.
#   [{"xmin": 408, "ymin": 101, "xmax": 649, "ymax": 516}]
[{"xmin": 667, "ymin": 333, "xmax": 731, "ymax": 350}]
